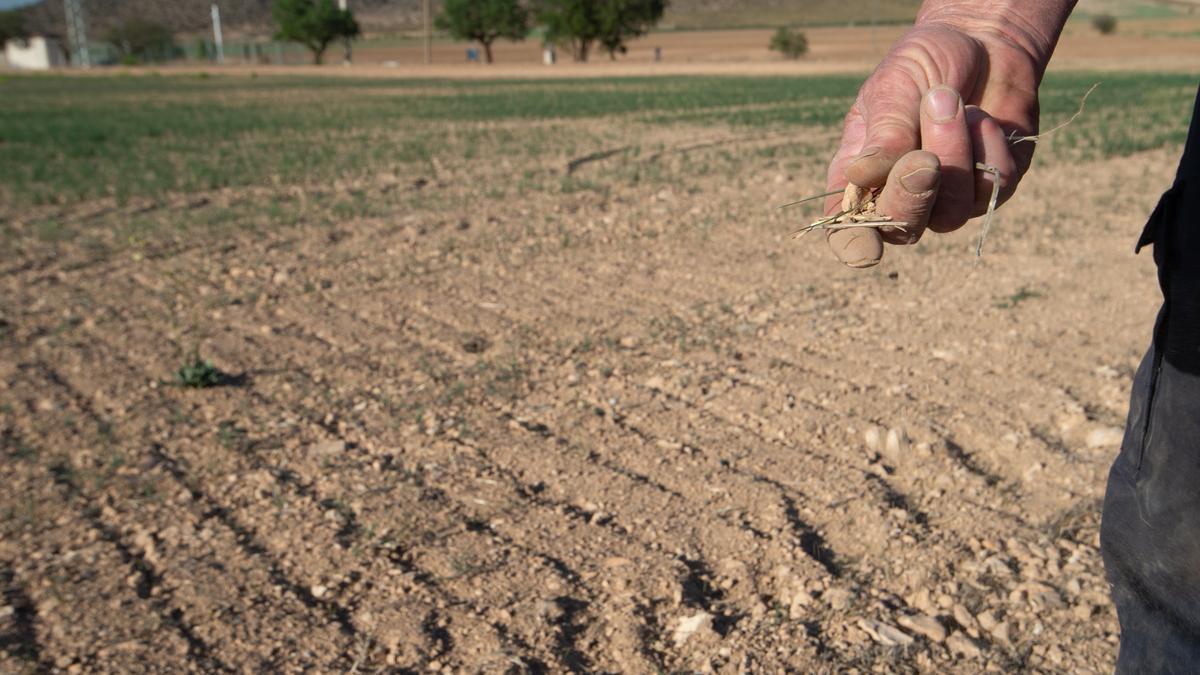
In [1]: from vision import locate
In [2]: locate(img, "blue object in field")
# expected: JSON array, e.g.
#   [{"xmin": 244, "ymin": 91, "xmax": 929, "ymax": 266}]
[{"xmin": 467, "ymin": 47, "xmax": 480, "ymax": 63}]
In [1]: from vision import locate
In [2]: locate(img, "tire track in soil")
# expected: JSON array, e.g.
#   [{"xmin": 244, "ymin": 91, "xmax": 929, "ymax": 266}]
[
  {"xmin": 20, "ymin": 350, "xmax": 525, "ymax": 672},
  {"xmin": 14, "ymin": 192, "xmax": 1104, "ymax": 662},
  {"xmin": 472, "ymin": 271, "xmax": 1045, "ymax": 536},
  {"xmin": 429, "ymin": 230, "xmax": 1092, "ymax": 488},
  {"xmin": 383, "ymin": 292, "xmax": 935, "ymax": 566},
  {"xmin": 0, "ymin": 417, "xmax": 233, "ymax": 674},
  {"xmin": 240, "ymin": 277, "xmax": 925, "ymax": 605},
  {"xmin": 288, "ymin": 291, "xmax": 857, "ymax": 581},
  {"xmin": 30, "ymin": 241, "xmax": 1003, "ymax": 653},
  {"xmin": 0, "ymin": 564, "xmax": 50, "ymax": 672},
  {"xmin": 46, "ymin": 273, "xmax": 816, "ymax": 667},
  {"xmin": 34, "ymin": 315, "xmax": 620, "ymax": 672},
  {"xmin": 250, "ymin": 296, "xmax": 873, "ymax": 662},
  {"xmin": 7, "ymin": 365, "xmax": 365, "ymax": 672}
]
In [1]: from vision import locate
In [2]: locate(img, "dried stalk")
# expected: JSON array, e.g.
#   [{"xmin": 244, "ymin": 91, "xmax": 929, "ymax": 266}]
[{"xmin": 784, "ymin": 83, "xmax": 1099, "ymax": 258}]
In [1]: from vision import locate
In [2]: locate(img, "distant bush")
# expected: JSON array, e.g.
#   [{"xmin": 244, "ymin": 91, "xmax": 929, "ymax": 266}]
[
  {"xmin": 106, "ymin": 18, "xmax": 180, "ymax": 63},
  {"xmin": 0, "ymin": 9, "xmax": 28, "ymax": 46},
  {"xmin": 770, "ymin": 26, "xmax": 808, "ymax": 59},
  {"xmin": 1093, "ymin": 13, "xmax": 1117, "ymax": 35}
]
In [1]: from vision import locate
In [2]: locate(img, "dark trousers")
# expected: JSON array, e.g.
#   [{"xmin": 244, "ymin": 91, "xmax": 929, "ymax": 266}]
[{"xmin": 1101, "ymin": 87, "xmax": 1200, "ymax": 673}]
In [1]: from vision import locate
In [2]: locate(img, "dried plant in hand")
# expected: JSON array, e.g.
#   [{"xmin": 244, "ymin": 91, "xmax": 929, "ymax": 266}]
[
  {"xmin": 790, "ymin": 183, "xmax": 910, "ymax": 239},
  {"xmin": 786, "ymin": 83, "xmax": 1098, "ymax": 258}
]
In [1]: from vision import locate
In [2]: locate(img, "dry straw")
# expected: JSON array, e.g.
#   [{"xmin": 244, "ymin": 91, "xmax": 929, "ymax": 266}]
[{"xmin": 787, "ymin": 84, "xmax": 1100, "ymax": 259}]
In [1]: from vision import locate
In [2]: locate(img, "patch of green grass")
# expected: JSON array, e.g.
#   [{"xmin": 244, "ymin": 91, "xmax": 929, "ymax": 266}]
[
  {"xmin": 995, "ymin": 286, "xmax": 1043, "ymax": 309},
  {"xmin": 175, "ymin": 352, "xmax": 227, "ymax": 388},
  {"xmin": 1, "ymin": 70, "xmax": 1192, "ymax": 234}
]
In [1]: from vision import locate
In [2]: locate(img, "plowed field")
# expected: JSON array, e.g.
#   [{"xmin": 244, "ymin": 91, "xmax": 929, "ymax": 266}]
[{"xmin": 0, "ymin": 71, "xmax": 1194, "ymax": 673}]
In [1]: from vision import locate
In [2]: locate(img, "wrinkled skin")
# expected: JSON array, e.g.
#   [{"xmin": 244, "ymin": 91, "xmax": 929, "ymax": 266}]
[{"xmin": 823, "ymin": 21, "xmax": 1045, "ymax": 267}]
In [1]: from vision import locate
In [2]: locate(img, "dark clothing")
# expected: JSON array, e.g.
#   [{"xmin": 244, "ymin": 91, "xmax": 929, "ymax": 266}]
[{"xmin": 1101, "ymin": 87, "xmax": 1200, "ymax": 673}]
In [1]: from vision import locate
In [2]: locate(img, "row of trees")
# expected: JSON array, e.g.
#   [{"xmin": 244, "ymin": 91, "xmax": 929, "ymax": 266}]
[
  {"xmin": 2, "ymin": 0, "xmax": 664, "ymax": 67},
  {"xmin": 437, "ymin": 0, "xmax": 668, "ymax": 64}
]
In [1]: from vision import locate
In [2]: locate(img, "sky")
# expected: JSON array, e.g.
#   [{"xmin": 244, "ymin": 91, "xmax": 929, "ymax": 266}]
[{"xmin": 0, "ymin": 0, "xmax": 39, "ymax": 10}]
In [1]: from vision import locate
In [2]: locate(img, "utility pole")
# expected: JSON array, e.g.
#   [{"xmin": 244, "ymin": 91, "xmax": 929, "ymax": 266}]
[
  {"xmin": 63, "ymin": 0, "xmax": 90, "ymax": 68},
  {"xmin": 339, "ymin": 0, "xmax": 352, "ymax": 65},
  {"xmin": 422, "ymin": 0, "xmax": 431, "ymax": 64},
  {"xmin": 211, "ymin": 4, "xmax": 225, "ymax": 64}
]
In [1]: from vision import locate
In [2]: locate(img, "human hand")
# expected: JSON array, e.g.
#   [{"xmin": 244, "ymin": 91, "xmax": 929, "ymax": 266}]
[{"xmin": 823, "ymin": 17, "xmax": 1051, "ymax": 267}]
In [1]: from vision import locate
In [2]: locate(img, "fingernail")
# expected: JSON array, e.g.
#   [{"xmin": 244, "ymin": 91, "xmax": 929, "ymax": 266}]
[
  {"xmin": 926, "ymin": 86, "xmax": 960, "ymax": 123},
  {"xmin": 850, "ymin": 146, "xmax": 881, "ymax": 165},
  {"xmin": 899, "ymin": 167, "xmax": 938, "ymax": 194}
]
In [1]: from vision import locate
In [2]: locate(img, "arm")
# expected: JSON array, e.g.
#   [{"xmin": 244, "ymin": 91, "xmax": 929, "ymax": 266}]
[{"xmin": 824, "ymin": 0, "xmax": 1077, "ymax": 267}]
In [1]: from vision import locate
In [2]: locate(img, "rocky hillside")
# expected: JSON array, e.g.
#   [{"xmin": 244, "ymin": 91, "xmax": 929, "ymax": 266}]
[{"xmin": 19, "ymin": 0, "xmax": 922, "ymax": 37}]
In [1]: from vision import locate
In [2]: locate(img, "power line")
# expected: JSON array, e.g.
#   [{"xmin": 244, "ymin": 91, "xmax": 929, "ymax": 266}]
[{"xmin": 63, "ymin": 0, "xmax": 90, "ymax": 68}]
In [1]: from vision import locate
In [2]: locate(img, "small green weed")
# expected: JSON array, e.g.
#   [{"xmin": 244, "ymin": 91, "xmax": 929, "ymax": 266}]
[
  {"xmin": 995, "ymin": 287, "xmax": 1043, "ymax": 309},
  {"xmin": 175, "ymin": 352, "xmax": 227, "ymax": 388}
]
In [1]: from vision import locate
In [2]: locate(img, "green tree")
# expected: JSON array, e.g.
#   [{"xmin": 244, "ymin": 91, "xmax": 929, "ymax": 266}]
[
  {"xmin": 1092, "ymin": 14, "xmax": 1117, "ymax": 35},
  {"xmin": 539, "ymin": 0, "xmax": 667, "ymax": 63},
  {"xmin": 435, "ymin": 0, "xmax": 530, "ymax": 64},
  {"xmin": 769, "ymin": 27, "xmax": 807, "ymax": 59},
  {"xmin": 272, "ymin": 0, "xmax": 360, "ymax": 65},
  {"xmin": 106, "ymin": 19, "xmax": 179, "ymax": 63},
  {"xmin": 0, "ymin": 9, "xmax": 29, "ymax": 46}
]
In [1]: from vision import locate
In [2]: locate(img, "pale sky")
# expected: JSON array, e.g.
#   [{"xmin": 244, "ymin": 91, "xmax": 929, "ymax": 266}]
[{"xmin": 0, "ymin": 0, "xmax": 39, "ymax": 10}]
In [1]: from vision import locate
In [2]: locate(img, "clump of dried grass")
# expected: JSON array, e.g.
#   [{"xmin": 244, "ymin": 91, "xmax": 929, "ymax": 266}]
[{"xmin": 786, "ymin": 84, "xmax": 1099, "ymax": 259}]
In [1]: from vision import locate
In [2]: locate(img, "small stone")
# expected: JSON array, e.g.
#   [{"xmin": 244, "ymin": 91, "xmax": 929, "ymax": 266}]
[
  {"xmin": 619, "ymin": 336, "xmax": 639, "ymax": 349},
  {"xmin": 884, "ymin": 428, "xmax": 907, "ymax": 460},
  {"xmin": 825, "ymin": 588, "xmax": 852, "ymax": 611},
  {"xmin": 977, "ymin": 610, "xmax": 999, "ymax": 632},
  {"xmin": 953, "ymin": 604, "xmax": 978, "ymax": 636},
  {"xmin": 946, "ymin": 632, "xmax": 985, "ymax": 659},
  {"xmin": 912, "ymin": 588, "xmax": 935, "ymax": 614},
  {"xmin": 310, "ymin": 440, "xmax": 346, "ymax": 456},
  {"xmin": 897, "ymin": 613, "xmax": 947, "ymax": 643},
  {"xmin": 644, "ymin": 375, "xmax": 666, "ymax": 390},
  {"xmin": 990, "ymin": 621, "xmax": 1011, "ymax": 644},
  {"xmin": 673, "ymin": 611, "xmax": 715, "ymax": 646},
  {"xmin": 858, "ymin": 619, "xmax": 914, "ymax": 646},
  {"xmin": 311, "ymin": 584, "xmax": 328, "ymax": 599},
  {"xmin": 1086, "ymin": 427, "xmax": 1124, "ymax": 449},
  {"xmin": 1073, "ymin": 603, "xmax": 1095, "ymax": 620},
  {"xmin": 536, "ymin": 599, "xmax": 564, "ymax": 622},
  {"xmin": 864, "ymin": 426, "xmax": 883, "ymax": 453}
]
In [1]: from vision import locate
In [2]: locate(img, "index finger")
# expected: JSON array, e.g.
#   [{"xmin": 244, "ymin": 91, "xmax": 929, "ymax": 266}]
[{"xmin": 824, "ymin": 107, "xmax": 886, "ymax": 268}]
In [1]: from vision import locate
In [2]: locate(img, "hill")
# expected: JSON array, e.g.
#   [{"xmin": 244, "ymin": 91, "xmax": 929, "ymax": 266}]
[
  {"xmin": 18, "ymin": 0, "xmax": 1185, "ymax": 40},
  {"xmin": 17, "ymin": 0, "xmax": 922, "ymax": 37}
]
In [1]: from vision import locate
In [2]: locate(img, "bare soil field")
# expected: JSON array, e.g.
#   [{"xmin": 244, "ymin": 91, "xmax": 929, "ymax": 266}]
[
  {"xmin": 345, "ymin": 19, "xmax": 1200, "ymax": 74},
  {"xmin": 0, "ymin": 71, "xmax": 1192, "ymax": 672}
]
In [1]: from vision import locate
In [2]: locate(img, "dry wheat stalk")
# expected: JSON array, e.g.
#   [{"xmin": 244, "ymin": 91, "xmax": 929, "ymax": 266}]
[{"xmin": 785, "ymin": 84, "xmax": 1098, "ymax": 258}]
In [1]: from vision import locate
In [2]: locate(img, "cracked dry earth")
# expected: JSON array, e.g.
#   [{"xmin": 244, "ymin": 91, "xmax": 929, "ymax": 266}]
[{"xmin": 0, "ymin": 133, "xmax": 1175, "ymax": 673}]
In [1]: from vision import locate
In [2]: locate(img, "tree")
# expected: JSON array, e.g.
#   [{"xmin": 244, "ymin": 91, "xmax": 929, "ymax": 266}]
[
  {"xmin": 0, "ymin": 9, "xmax": 29, "ymax": 46},
  {"xmin": 539, "ymin": 0, "xmax": 667, "ymax": 63},
  {"xmin": 1092, "ymin": 14, "xmax": 1117, "ymax": 35},
  {"xmin": 768, "ymin": 27, "xmax": 807, "ymax": 59},
  {"xmin": 435, "ymin": 0, "xmax": 529, "ymax": 64},
  {"xmin": 106, "ymin": 18, "xmax": 179, "ymax": 63},
  {"xmin": 272, "ymin": 0, "xmax": 359, "ymax": 65}
]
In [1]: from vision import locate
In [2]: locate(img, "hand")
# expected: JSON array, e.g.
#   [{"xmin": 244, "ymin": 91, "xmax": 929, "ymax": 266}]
[{"xmin": 823, "ymin": 20, "xmax": 1045, "ymax": 267}]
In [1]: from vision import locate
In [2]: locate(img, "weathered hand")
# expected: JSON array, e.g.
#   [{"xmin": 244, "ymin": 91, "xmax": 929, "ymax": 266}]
[{"xmin": 824, "ymin": 19, "xmax": 1047, "ymax": 267}]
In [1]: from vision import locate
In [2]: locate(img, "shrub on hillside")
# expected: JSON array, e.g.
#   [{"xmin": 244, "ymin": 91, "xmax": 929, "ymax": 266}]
[
  {"xmin": 1093, "ymin": 13, "xmax": 1117, "ymax": 35},
  {"xmin": 106, "ymin": 18, "xmax": 179, "ymax": 63},
  {"xmin": 769, "ymin": 26, "xmax": 808, "ymax": 59}
]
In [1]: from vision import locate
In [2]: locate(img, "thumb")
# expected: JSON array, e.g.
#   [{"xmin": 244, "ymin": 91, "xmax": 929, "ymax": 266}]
[{"xmin": 843, "ymin": 82, "xmax": 922, "ymax": 189}]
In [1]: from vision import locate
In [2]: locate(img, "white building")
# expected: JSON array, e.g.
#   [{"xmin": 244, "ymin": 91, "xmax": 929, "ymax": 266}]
[{"xmin": 4, "ymin": 36, "xmax": 67, "ymax": 70}]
